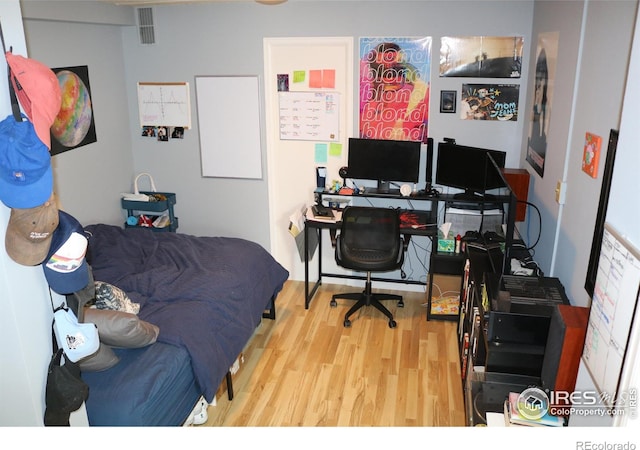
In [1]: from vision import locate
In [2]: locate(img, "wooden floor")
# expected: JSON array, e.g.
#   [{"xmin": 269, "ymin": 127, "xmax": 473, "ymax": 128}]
[{"xmin": 202, "ymin": 280, "xmax": 465, "ymax": 427}]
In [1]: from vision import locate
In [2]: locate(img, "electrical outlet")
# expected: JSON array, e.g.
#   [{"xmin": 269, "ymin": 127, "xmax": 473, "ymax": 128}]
[{"xmin": 555, "ymin": 180, "xmax": 567, "ymax": 204}]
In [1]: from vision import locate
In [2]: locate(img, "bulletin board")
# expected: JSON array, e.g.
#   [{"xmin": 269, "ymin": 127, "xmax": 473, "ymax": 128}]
[
  {"xmin": 195, "ymin": 75, "xmax": 263, "ymax": 179},
  {"xmin": 582, "ymin": 222, "xmax": 640, "ymax": 405}
]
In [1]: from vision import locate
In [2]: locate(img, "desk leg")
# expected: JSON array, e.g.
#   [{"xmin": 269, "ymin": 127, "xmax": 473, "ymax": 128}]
[
  {"xmin": 318, "ymin": 226, "xmax": 322, "ymax": 285},
  {"xmin": 305, "ymin": 225, "xmax": 310, "ymax": 309},
  {"xmin": 426, "ymin": 271, "xmax": 433, "ymax": 321},
  {"xmin": 304, "ymin": 225, "xmax": 323, "ymax": 309}
]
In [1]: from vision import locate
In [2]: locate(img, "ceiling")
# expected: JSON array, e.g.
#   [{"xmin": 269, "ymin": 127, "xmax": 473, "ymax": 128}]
[{"xmin": 100, "ymin": 0, "xmax": 287, "ymax": 5}]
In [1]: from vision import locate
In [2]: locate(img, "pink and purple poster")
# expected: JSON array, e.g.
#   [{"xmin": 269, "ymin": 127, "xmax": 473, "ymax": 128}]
[{"xmin": 359, "ymin": 37, "xmax": 431, "ymax": 143}]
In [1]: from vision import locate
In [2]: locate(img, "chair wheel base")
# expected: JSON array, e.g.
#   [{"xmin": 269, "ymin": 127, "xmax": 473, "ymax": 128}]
[
  {"xmin": 344, "ymin": 319, "xmax": 352, "ymax": 327},
  {"xmin": 389, "ymin": 320, "xmax": 397, "ymax": 328},
  {"xmin": 330, "ymin": 299, "xmax": 337, "ymax": 307}
]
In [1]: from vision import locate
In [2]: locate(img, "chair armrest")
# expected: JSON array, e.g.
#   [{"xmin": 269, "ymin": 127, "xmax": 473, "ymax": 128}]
[
  {"xmin": 330, "ymin": 229, "xmax": 338, "ymax": 247},
  {"xmin": 401, "ymin": 235, "xmax": 410, "ymax": 252}
]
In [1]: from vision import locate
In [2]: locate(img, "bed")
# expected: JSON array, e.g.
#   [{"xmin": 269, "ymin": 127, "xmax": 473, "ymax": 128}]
[{"xmin": 80, "ymin": 224, "xmax": 289, "ymax": 426}]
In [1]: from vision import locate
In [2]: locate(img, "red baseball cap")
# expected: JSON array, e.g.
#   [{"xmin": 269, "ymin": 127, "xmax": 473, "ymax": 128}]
[{"xmin": 5, "ymin": 51, "xmax": 62, "ymax": 150}]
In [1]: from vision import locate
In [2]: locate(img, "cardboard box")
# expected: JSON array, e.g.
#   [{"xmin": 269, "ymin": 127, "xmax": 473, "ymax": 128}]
[{"xmin": 430, "ymin": 273, "xmax": 462, "ymax": 316}]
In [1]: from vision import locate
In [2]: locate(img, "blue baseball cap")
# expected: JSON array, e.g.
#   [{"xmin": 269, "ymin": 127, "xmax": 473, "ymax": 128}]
[
  {"xmin": 0, "ymin": 115, "xmax": 53, "ymax": 208},
  {"xmin": 43, "ymin": 210, "xmax": 90, "ymax": 295}
]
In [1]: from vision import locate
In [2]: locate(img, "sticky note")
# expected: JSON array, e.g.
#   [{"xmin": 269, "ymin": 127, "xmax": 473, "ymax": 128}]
[{"xmin": 315, "ymin": 143, "xmax": 328, "ymax": 163}]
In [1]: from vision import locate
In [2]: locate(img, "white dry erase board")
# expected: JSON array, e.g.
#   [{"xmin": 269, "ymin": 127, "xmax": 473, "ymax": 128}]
[
  {"xmin": 137, "ymin": 82, "xmax": 191, "ymax": 128},
  {"xmin": 582, "ymin": 222, "xmax": 640, "ymax": 405},
  {"xmin": 195, "ymin": 75, "xmax": 263, "ymax": 179}
]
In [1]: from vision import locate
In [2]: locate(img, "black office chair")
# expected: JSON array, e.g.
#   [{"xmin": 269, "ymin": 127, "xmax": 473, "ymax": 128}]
[{"xmin": 330, "ymin": 206, "xmax": 405, "ymax": 328}]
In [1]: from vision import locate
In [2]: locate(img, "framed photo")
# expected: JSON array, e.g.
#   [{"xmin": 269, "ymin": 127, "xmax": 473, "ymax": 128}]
[{"xmin": 440, "ymin": 90, "xmax": 457, "ymax": 113}]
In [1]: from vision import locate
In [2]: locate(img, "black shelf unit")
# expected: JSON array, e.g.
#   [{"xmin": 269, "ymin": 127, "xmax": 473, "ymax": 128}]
[
  {"xmin": 457, "ymin": 246, "xmax": 571, "ymax": 425},
  {"xmin": 121, "ymin": 191, "xmax": 178, "ymax": 232}
]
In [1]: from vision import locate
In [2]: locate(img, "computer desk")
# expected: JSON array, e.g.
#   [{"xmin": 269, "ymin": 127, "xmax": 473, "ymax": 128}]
[
  {"xmin": 303, "ymin": 190, "xmax": 439, "ymax": 309},
  {"xmin": 303, "ymin": 188, "xmax": 518, "ymax": 311}
]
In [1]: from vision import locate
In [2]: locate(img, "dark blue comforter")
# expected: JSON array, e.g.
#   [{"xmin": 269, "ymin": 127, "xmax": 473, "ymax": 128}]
[{"xmin": 84, "ymin": 224, "xmax": 289, "ymax": 402}]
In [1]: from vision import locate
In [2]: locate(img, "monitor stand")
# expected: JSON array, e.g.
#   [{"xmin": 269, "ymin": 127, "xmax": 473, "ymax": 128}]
[
  {"xmin": 453, "ymin": 189, "xmax": 497, "ymax": 202},
  {"xmin": 364, "ymin": 180, "xmax": 400, "ymax": 196},
  {"xmin": 377, "ymin": 180, "xmax": 391, "ymax": 193}
]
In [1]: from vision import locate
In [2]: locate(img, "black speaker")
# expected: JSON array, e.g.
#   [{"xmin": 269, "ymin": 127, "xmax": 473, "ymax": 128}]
[
  {"xmin": 425, "ymin": 137, "xmax": 434, "ymax": 190},
  {"xmin": 316, "ymin": 166, "xmax": 326, "ymax": 189}
]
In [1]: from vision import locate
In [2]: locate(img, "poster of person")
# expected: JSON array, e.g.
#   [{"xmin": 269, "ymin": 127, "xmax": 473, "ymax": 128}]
[
  {"xmin": 440, "ymin": 36, "xmax": 524, "ymax": 78},
  {"xmin": 460, "ymin": 84, "xmax": 519, "ymax": 121},
  {"xmin": 526, "ymin": 32, "xmax": 559, "ymax": 178},
  {"xmin": 359, "ymin": 37, "xmax": 431, "ymax": 143}
]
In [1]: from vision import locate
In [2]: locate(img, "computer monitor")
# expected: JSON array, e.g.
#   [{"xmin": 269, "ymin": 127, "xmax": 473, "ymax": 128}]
[
  {"xmin": 435, "ymin": 141, "xmax": 507, "ymax": 200},
  {"xmin": 346, "ymin": 137, "xmax": 421, "ymax": 193}
]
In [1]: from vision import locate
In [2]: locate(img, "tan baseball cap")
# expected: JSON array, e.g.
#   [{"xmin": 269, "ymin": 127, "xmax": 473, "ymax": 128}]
[{"xmin": 5, "ymin": 193, "xmax": 59, "ymax": 265}]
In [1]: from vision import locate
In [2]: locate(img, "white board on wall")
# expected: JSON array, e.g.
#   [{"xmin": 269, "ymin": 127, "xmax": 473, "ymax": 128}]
[
  {"xmin": 137, "ymin": 82, "xmax": 191, "ymax": 128},
  {"xmin": 582, "ymin": 222, "xmax": 640, "ymax": 405},
  {"xmin": 195, "ymin": 75, "xmax": 263, "ymax": 179}
]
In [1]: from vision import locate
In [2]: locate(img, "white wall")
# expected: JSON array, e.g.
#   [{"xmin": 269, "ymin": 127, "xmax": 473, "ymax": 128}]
[
  {"xmin": 1, "ymin": 0, "xmax": 132, "ymax": 427},
  {"xmin": 520, "ymin": 0, "xmax": 584, "ymax": 277},
  {"xmin": 518, "ymin": 0, "xmax": 637, "ymax": 308},
  {"xmin": 549, "ymin": 0, "xmax": 637, "ymax": 307},
  {"xmin": 116, "ymin": 1, "xmax": 534, "ymax": 275},
  {"xmin": 0, "ymin": 0, "xmax": 63, "ymax": 426},
  {"xmin": 22, "ymin": 12, "xmax": 136, "ymax": 226},
  {"xmin": 571, "ymin": 4, "xmax": 640, "ymax": 427}
]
